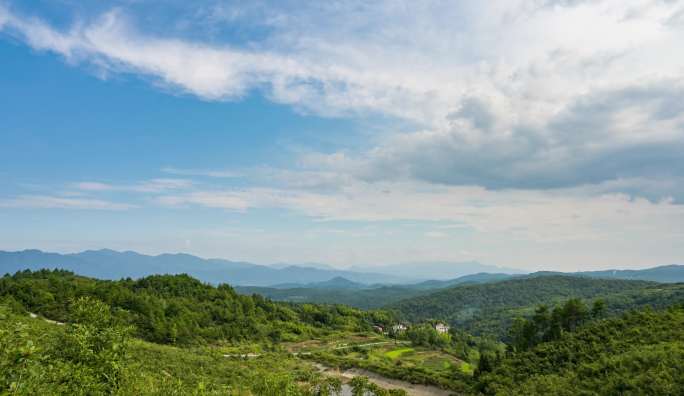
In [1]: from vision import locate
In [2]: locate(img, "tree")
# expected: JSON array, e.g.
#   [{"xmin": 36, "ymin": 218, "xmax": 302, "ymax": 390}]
[
  {"xmin": 50, "ymin": 296, "xmax": 131, "ymax": 394},
  {"xmin": 559, "ymin": 298, "xmax": 588, "ymax": 332},
  {"xmin": 474, "ymin": 352, "xmax": 494, "ymax": 378},
  {"xmin": 509, "ymin": 317, "xmax": 528, "ymax": 352},
  {"xmin": 591, "ymin": 299, "xmax": 606, "ymax": 319}
]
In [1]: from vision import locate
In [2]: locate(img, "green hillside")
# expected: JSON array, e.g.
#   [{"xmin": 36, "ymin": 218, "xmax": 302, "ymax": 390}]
[
  {"xmin": 0, "ymin": 270, "xmax": 390, "ymax": 346},
  {"xmin": 235, "ymin": 284, "xmax": 432, "ymax": 309},
  {"xmin": 388, "ymin": 275, "xmax": 661, "ymax": 337},
  {"xmin": 477, "ymin": 305, "xmax": 684, "ymax": 395},
  {"xmin": 0, "ymin": 299, "xmax": 363, "ymax": 395}
]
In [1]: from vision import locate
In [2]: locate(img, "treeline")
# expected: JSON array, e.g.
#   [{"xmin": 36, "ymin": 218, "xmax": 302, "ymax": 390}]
[
  {"xmin": 0, "ymin": 270, "xmax": 391, "ymax": 345},
  {"xmin": 508, "ymin": 298, "xmax": 605, "ymax": 352},
  {"xmin": 476, "ymin": 304, "xmax": 684, "ymax": 395}
]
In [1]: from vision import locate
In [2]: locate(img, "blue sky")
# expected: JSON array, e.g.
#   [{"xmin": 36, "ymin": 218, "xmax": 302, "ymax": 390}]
[{"xmin": 1, "ymin": 1, "xmax": 684, "ymax": 271}]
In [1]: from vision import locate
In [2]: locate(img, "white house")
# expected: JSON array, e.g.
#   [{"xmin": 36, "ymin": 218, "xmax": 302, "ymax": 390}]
[
  {"xmin": 392, "ymin": 324, "xmax": 407, "ymax": 333},
  {"xmin": 435, "ymin": 323, "xmax": 450, "ymax": 334}
]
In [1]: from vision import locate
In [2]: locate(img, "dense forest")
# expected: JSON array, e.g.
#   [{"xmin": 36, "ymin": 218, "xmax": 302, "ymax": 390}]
[
  {"xmin": 478, "ymin": 305, "xmax": 684, "ymax": 394},
  {"xmin": 0, "ymin": 270, "xmax": 390, "ymax": 345},
  {"xmin": 388, "ymin": 275, "xmax": 681, "ymax": 337},
  {"xmin": 235, "ymin": 284, "xmax": 434, "ymax": 309}
]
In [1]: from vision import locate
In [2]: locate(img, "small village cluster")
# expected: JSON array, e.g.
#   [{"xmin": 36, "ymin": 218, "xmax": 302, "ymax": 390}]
[{"xmin": 372, "ymin": 322, "xmax": 450, "ymax": 335}]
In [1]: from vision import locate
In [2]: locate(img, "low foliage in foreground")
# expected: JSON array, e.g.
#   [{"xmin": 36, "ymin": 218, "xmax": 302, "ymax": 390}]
[
  {"xmin": 0, "ymin": 270, "xmax": 391, "ymax": 346},
  {"xmin": 0, "ymin": 299, "xmax": 401, "ymax": 395}
]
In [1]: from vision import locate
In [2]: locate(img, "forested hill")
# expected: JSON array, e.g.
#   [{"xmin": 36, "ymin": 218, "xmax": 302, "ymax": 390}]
[
  {"xmin": 388, "ymin": 275, "xmax": 657, "ymax": 336},
  {"xmin": 0, "ymin": 270, "xmax": 390, "ymax": 345},
  {"xmin": 477, "ymin": 305, "xmax": 684, "ymax": 394}
]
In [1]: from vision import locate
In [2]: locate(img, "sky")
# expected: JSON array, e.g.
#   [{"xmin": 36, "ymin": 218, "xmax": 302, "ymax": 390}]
[{"xmin": 1, "ymin": 0, "xmax": 684, "ymax": 272}]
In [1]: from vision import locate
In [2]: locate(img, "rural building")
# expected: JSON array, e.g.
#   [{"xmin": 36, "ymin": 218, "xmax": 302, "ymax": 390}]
[{"xmin": 435, "ymin": 323, "xmax": 450, "ymax": 334}]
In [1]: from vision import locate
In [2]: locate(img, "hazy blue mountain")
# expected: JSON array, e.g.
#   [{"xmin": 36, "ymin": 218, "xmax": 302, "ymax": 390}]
[
  {"xmin": 269, "ymin": 262, "xmax": 338, "ymax": 271},
  {"xmin": 407, "ymin": 272, "xmax": 518, "ymax": 289},
  {"xmin": 0, "ymin": 249, "xmax": 408, "ymax": 286},
  {"xmin": 522, "ymin": 265, "xmax": 684, "ymax": 283},
  {"xmin": 235, "ymin": 272, "xmax": 522, "ymax": 308},
  {"xmin": 574, "ymin": 265, "xmax": 684, "ymax": 283},
  {"xmin": 351, "ymin": 261, "xmax": 525, "ymax": 281},
  {"xmin": 271, "ymin": 276, "xmax": 366, "ymax": 290},
  {"xmin": 4, "ymin": 249, "xmax": 681, "ymax": 289}
]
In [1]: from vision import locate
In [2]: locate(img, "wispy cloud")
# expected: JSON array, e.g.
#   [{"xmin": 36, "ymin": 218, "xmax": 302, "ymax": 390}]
[
  {"xmin": 0, "ymin": 195, "xmax": 135, "ymax": 210},
  {"xmin": 71, "ymin": 178, "xmax": 193, "ymax": 193},
  {"xmin": 152, "ymin": 178, "xmax": 684, "ymax": 243},
  {"xmin": 161, "ymin": 167, "xmax": 242, "ymax": 178}
]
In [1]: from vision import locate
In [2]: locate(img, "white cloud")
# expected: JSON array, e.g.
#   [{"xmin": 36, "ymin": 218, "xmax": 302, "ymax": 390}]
[
  {"xmin": 161, "ymin": 167, "xmax": 242, "ymax": 178},
  {"xmin": 155, "ymin": 190, "xmax": 250, "ymax": 211},
  {"xmin": 425, "ymin": 231, "xmax": 449, "ymax": 239},
  {"xmin": 154, "ymin": 178, "xmax": 684, "ymax": 243},
  {"xmin": 2, "ymin": 1, "xmax": 684, "ymax": 268},
  {"xmin": 72, "ymin": 178, "xmax": 193, "ymax": 193},
  {"xmin": 3, "ymin": 1, "xmax": 683, "ymax": 197},
  {"xmin": 73, "ymin": 182, "xmax": 114, "ymax": 192},
  {"xmin": 0, "ymin": 195, "xmax": 135, "ymax": 210}
]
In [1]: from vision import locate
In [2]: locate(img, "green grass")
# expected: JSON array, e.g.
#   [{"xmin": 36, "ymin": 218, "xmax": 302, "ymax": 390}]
[{"xmin": 384, "ymin": 347, "xmax": 414, "ymax": 359}]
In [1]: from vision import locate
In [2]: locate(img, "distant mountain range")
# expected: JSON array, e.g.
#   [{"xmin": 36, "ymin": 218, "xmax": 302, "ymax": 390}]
[
  {"xmin": 235, "ymin": 266, "xmax": 684, "ymax": 309},
  {"xmin": 349, "ymin": 261, "xmax": 525, "ymax": 280},
  {"xmin": 235, "ymin": 272, "xmax": 519, "ymax": 308},
  {"xmin": 1, "ymin": 249, "xmax": 682, "ymax": 289},
  {"xmin": 529, "ymin": 265, "xmax": 684, "ymax": 284},
  {"xmin": 0, "ymin": 249, "xmax": 410, "ymax": 286},
  {"xmin": 270, "ymin": 276, "xmax": 368, "ymax": 290}
]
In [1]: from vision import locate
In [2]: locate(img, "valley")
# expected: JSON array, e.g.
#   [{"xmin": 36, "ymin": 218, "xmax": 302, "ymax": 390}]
[{"xmin": 1, "ymin": 264, "xmax": 683, "ymax": 395}]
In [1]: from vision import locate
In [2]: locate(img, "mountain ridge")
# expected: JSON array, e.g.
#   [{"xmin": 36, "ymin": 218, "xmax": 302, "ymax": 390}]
[{"xmin": 0, "ymin": 249, "xmax": 409, "ymax": 286}]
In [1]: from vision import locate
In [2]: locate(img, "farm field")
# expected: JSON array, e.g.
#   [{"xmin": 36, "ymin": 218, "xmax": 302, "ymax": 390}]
[{"xmin": 304, "ymin": 336, "xmax": 472, "ymax": 393}]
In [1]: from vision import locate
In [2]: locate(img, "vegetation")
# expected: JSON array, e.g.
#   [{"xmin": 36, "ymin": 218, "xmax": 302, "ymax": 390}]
[
  {"xmin": 0, "ymin": 298, "xmax": 408, "ymax": 395},
  {"xmin": 508, "ymin": 298, "xmax": 606, "ymax": 352},
  {"xmin": 477, "ymin": 305, "xmax": 684, "ymax": 395},
  {"xmin": 235, "ymin": 285, "xmax": 434, "ymax": 309},
  {"xmin": 308, "ymin": 345, "xmax": 471, "ymax": 393},
  {"xmin": 389, "ymin": 275, "xmax": 665, "ymax": 337},
  {"xmin": 2, "ymin": 269, "xmax": 684, "ymax": 395},
  {"xmin": 0, "ymin": 270, "xmax": 390, "ymax": 345},
  {"xmin": 234, "ymin": 273, "xmax": 516, "ymax": 309}
]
